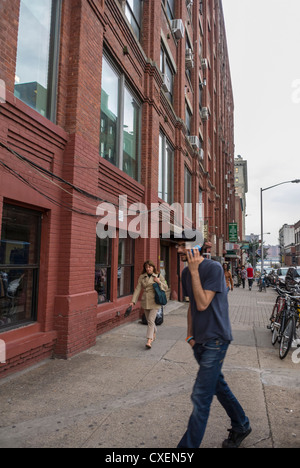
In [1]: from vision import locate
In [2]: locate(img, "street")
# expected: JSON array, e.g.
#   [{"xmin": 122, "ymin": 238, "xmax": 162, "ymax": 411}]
[{"xmin": 0, "ymin": 284, "xmax": 299, "ymax": 448}]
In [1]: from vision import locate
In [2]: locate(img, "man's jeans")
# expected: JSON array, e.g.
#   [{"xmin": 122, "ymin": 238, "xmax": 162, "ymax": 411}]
[{"xmin": 178, "ymin": 340, "xmax": 250, "ymax": 448}]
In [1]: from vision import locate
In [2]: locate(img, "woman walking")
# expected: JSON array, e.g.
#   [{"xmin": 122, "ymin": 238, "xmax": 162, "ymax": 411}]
[
  {"xmin": 223, "ymin": 263, "xmax": 234, "ymax": 293},
  {"xmin": 130, "ymin": 260, "xmax": 168, "ymax": 349}
]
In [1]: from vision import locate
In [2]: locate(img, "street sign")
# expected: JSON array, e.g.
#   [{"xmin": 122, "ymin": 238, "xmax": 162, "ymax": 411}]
[{"xmin": 228, "ymin": 223, "xmax": 238, "ymax": 242}]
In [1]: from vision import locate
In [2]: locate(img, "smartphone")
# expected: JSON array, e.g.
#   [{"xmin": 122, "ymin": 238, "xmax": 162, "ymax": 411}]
[{"xmin": 191, "ymin": 245, "xmax": 202, "ymax": 256}]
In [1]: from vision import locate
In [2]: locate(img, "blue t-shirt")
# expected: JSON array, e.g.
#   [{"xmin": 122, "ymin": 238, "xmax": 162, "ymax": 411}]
[{"xmin": 182, "ymin": 259, "xmax": 233, "ymax": 344}]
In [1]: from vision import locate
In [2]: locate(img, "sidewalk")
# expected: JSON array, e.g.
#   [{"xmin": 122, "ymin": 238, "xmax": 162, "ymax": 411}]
[{"xmin": 0, "ymin": 285, "xmax": 299, "ymax": 448}]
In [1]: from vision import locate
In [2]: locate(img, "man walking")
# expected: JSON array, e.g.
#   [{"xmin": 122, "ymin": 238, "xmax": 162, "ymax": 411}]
[
  {"xmin": 176, "ymin": 233, "xmax": 251, "ymax": 448},
  {"xmin": 246, "ymin": 264, "xmax": 254, "ymax": 290}
]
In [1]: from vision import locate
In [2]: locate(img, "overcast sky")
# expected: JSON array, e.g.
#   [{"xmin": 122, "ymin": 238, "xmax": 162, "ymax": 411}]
[{"xmin": 222, "ymin": 0, "xmax": 300, "ymax": 245}]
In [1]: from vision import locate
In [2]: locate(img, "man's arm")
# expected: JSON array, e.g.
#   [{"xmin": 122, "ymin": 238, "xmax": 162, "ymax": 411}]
[
  {"xmin": 187, "ymin": 250, "xmax": 216, "ymax": 312},
  {"xmin": 187, "ymin": 304, "xmax": 196, "ymax": 348}
]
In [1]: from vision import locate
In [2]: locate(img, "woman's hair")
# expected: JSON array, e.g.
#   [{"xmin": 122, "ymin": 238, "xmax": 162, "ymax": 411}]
[{"xmin": 142, "ymin": 260, "xmax": 158, "ymax": 274}]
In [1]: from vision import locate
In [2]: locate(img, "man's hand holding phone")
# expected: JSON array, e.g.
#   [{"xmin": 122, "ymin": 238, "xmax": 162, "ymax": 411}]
[{"xmin": 186, "ymin": 247, "xmax": 204, "ymax": 275}]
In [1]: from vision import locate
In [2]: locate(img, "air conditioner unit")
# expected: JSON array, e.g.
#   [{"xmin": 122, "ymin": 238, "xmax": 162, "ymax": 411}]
[
  {"xmin": 199, "ymin": 148, "xmax": 204, "ymax": 160},
  {"xmin": 201, "ymin": 58, "xmax": 208, "ymax": 70},
  {"xmin": 185, "ymin": 48, "xmax": 194, "ymax": 69},
  {"xmin": 162, "ymin": 73, "xmax": 171, "ymax": 93},
  {"xmin": 187, "ymin": 135, "xmax": 200, "ymax": 149},
  {"xmin": 171, "ymin": 19, "xmax": 185, "ymax": 40},
  {"xmin": 201, "ymin": 107, "xmax": 209, "ymax": 121}
]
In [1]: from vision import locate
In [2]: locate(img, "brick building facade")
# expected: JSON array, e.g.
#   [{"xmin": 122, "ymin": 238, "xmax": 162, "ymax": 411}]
[{"xmin": 0, "ymin": 0, "xmax": 235, "ymax": 377}]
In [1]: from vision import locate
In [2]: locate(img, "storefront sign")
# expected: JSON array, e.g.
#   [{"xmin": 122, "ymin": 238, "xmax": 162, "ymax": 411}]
[{"xmin": 228, "ymin": 223, "xmax": 238, "ymax": 242}]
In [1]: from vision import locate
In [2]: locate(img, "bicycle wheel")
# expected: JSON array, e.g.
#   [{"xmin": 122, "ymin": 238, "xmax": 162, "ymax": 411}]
[
  {"xmin": 279, "ymin": 316, "xmax": 295, "ymax": 360},
  {"xmin": 269, "ymin": 300, "xmax": 279, "ymax": 331},
  {"xmin": 272, "ymin": 306, "xmax": 285, "ymax": 345}
]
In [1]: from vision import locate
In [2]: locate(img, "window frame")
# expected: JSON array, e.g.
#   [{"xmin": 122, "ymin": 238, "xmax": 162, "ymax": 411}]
[
  {"xmin": 125, "ymin": 0, "xmax": 143, "ymax": 41},
  {"xmin": 95, "ymin": 237, "xmax": 112, "ymax": 305},
  {"xmin": 160, "ymin": 44, "xmax": 175, "ymax": 103},
  {"xmin": 0, "ymin": 204, "xmax": 42, "ymax": 331},
  {"xmin": 117, "ymin": 237, "xmax": 135, "ymax": 299},
  {"xmin": 185, "ymin": 103, "xmax": 192, "ymax": 136},
  {"xmin": 159, "ymin": 132, "xmax": 174, "ymax": 205},
  {"xmin": 100, "ymin": 54, "xmax": 142, "ymax": 182},
  {"xmin": 184, "ymin": 166, "xmax": 192, "ymax": 219},
  {"xmin": 14, "ymin": 0, "xmax": 62, "ymax": 123}
]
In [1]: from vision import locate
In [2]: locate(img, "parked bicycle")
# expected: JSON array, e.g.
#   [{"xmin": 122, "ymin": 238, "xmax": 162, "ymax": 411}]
[
  {"xmin": 279, "ymin": 295, "xmax": 300, "ymax": 360},
  {"xmin": 268, "ymin": 286, "xmax": 286, "ymax": 344},
  {"xmin": 268, "ymin": 286, "xmax": 300, "ymax": 359}
]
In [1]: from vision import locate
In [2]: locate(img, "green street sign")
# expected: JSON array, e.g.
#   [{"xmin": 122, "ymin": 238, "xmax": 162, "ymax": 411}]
[{"xmin": 228, "ymin": 223, "xmax": 238, "ymax": 242}]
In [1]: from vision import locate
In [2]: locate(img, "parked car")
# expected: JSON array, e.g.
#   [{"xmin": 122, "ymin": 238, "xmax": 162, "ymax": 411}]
[
  {"xmin": 277, "ymin": 267, "xmax": 300, "ymax": 288},
  {"xmin": 285, "ymin": 267, "xmax": 300, "ymax": 290}
]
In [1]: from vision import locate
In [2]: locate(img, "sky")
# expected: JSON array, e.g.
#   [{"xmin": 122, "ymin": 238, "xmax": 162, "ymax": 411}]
[{"xmin": 222, "ymin": 0, "xmax": 300, "ymax": 245}]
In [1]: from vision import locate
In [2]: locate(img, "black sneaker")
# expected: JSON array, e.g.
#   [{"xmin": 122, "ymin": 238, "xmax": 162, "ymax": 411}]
[{"xmin": 222, "ymin": 427, "xmax": 252, "ymax": 448}]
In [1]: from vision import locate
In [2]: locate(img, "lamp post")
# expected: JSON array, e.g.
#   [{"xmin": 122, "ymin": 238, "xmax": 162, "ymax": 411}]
[{"xmin": 260, "ymin": 179, "xmax": 300, "ymax": 273}]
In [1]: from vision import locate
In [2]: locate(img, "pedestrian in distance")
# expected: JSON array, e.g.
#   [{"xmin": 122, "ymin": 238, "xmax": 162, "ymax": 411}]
[
  {"xmin": 223, "ymin": 263, "xmax": 234, "ymax": 293},
  {"xmin": 240, "ymin": 265, "xmax": 247, "ymax": 289},
  {"xmin": 175, "ymin": 232, "xmax": 251, "ymax": 448},
  {"xmin": 129, "ymin": 260, "xmax": 168, "ymax": 349},
  {"xmin": 246, "ymin": 264, "xmax": 254, "ymax": 290}
]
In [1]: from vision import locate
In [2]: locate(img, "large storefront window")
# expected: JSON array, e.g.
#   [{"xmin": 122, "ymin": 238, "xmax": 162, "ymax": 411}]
[
  {"xmin": 0, "ymin": 204, "xmax": 41, "ymax": 331},
  {"xmin": 100, "ymin": 55, "xmax": 141, "ymax": 181},
  {"xmin": 14, "ymin": 0, "xmax": 61, "ymax": 122},
  {"xmin": 95, "ymin": 237, "xmax": 111, "ymax": 304},
  {"xmin": 118, "ymin": 238, "xmax": 134, "ymax": 298}
]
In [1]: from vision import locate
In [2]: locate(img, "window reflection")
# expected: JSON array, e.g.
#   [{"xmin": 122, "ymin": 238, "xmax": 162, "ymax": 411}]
[
  {"xmin": 123, "ymin": 88, "xmax": 140, "ymax": 180},
  {"xmin": 100, "ymin": 57, "xmax": 119, "ymax": 168},
  {"xmin": 118, "ymin": 238, "xmax": 134, "ymax": 298},
  {"xmin": 159, "ymin": 133, "xmax": 174, "ymax": 204},
  {"xmin": 100, "ymin": 55, "xmax": 141, "ymax": 181},
  {"xmin": 125, "ymin": 0, "xmax": 142, "ymax": 40},
  {"xmin": 0, "ymin": 205, "xmax": 41, "ymax": 330},
  {"xmin": 14, "ymin": 0, "xmax": 61, "ymax": 121}
]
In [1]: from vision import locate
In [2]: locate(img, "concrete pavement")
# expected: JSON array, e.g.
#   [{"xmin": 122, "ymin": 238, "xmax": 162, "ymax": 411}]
[{"xmin": 0, "ymin": 284, "xmax": 299, "ymax": 448}]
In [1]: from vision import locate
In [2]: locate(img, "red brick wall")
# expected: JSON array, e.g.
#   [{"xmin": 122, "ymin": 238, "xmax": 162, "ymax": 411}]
[{"xmin": 0, "ymin": 0, "xmax": 235, "ymax": 377}]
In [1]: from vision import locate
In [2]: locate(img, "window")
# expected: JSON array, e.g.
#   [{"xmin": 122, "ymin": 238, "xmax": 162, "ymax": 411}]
[
  {"xmin": 159, "ymin": 133, "xmax": 174, "ymax": 204},
  {"xmin": 198, "ymin": 188, "xmax": 204, "ymax": 226},
  {"xmin": 184, "ymin": 167, "xmax": 192, "ymax": 219},
  {"xmin": 0, "ymin": 204, "xmax": 41, "ymax": 331},
  {"xmin": 160, "ymin": 45, "xmax": 174, "ymax": 103},
  {"xmin": 186, "ymin": 0, "xmax": 193, "ymax": 19},
  {"xmin": 165, "ymin": 0, "xmax": 175, "ymax": 20},
  {"xmin": 185, "ymin": 36, "xmax": 194, "ymax": 80},
  {"xmin": 125, "ymin": 0, "xmax": 143, "ymax": 40},
  {"xmin": 95, "ymin": 238, "xmax": 111, "ymax": 304},
  {"xmin": 14, "ymin": 0, "xmax": 61, "ymax": 122},
  {"xmin": 100, "ymin": 55, "xmax": 141, "ymax": 181},
  {"xmin": 199, "ymin": 83, "xmax": 203, "ymax": 113},
  {"xmin": 185, "ymin": 103, "xmax": 192, "ymax": 135},
  {"xmin": 118, "ymin": 238, "xmax": 134, "ymax": 298}
]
